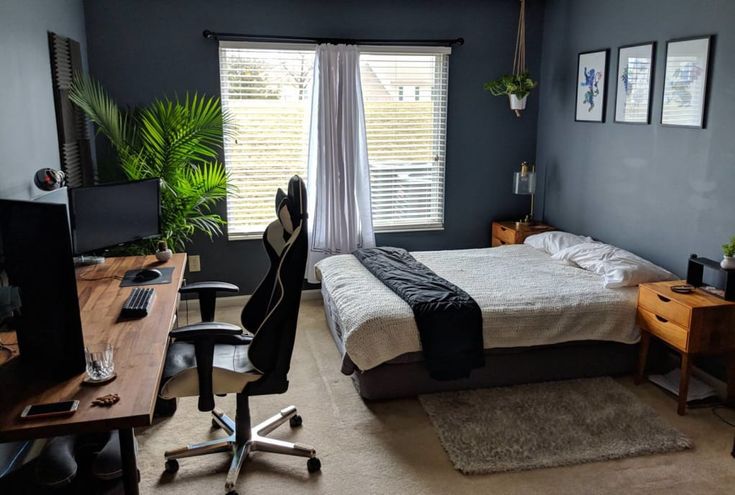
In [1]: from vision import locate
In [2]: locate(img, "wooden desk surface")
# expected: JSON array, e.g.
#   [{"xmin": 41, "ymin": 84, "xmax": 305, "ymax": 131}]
[{"xmin": 0, "ymin": 254, "xmax": 186, "ymax": 442}]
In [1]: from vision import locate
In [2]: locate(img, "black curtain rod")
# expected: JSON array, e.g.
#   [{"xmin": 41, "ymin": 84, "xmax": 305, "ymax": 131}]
[{"xmin": 202, "ymin": 30, "xmax": 463, "ymax": 47}]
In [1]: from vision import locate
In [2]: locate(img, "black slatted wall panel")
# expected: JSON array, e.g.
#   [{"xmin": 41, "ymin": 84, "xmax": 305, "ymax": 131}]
[{"xmin": 48, "ymin": 32, "xmax": 95, "ymax": 187}]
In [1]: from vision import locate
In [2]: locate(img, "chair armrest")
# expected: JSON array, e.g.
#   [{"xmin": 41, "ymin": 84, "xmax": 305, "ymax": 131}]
[
  {"xmin": 179, "ymin": 281, "xmax": 239, "ymax": 295},
  {"xmin": 169, "ymin": 322, "xmax": 242, "ymax": 340},
  {"xmin": 179, "ymin": 281, "xmax": 239, "ymax": 322}
]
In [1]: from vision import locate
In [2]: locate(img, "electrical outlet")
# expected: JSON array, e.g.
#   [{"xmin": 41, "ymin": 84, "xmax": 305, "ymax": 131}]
[{"xmin": 189, "ymin": 255, "xmax": 201, "ymax": 272}]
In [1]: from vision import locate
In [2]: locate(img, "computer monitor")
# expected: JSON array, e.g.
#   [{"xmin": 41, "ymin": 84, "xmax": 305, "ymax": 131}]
[
  {"xmin": 0, "ymin": 200, "xmax": 86, "ymax": 377},
  {"xmin": 69, "ymin": 179, "xmax": 161, "ymax": 255}
]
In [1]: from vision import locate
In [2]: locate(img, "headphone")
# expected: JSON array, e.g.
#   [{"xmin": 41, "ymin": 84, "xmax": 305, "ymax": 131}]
[{"xmin": 33, "ymin": 168, "xmax": 66, "ymax": 191}]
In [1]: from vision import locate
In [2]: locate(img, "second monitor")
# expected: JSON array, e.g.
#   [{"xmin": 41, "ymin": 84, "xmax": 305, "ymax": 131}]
[{"xmin": 69, "ymin": 178, "xmax": 161, "ymax": 256}]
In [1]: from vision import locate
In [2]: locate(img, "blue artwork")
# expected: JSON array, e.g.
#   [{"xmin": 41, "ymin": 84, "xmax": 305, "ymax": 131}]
[
  {"xmin": 580, "ymin": 66, "xmax": 603, "ymax": 111},
  {"xmin": 665, "ymin": 61, "xmax": 704, "ymax": 107}
]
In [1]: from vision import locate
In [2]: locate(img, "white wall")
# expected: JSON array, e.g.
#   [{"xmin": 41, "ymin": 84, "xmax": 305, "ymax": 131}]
[{"xmin": 0, "ymin": 0, "xmax": 87, "ymax": 200}]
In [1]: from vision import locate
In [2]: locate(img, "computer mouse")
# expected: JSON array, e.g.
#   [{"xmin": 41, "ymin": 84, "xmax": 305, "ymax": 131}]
[{"xmin": 134, "ymin": 268, "xmax": 162, "ymax": 282}]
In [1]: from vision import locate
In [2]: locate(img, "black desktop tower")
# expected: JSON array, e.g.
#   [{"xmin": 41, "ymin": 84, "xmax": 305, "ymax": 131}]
[{"xmin": 0, "ymin": 200, "xmax": 86, "ymax": 378}]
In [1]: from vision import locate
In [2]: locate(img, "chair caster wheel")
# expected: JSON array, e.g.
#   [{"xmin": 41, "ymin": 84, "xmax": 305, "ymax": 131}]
[
  {"xmin": 226, "ymin": 491, "xmax": 239, "ymax": 495},
  {"xmin": 307, "ymin": 457, "xmax": 321, "ymax": 473},
  {"xmin": 212, "ymin": 418, "xmax": 221, "ymax": 429},
  {"xmin": 289, "ymin": 414, "xmax": 303, "ymax": 428},
  {"xmin": 165, "ymin": 459, "xmax": 179, "ymax": 473}
]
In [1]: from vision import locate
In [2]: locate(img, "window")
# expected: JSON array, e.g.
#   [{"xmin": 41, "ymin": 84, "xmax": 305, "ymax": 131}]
[
  {"xmin": 219, "ymin": 43, "xmax": 314, "ymax": 238},
  {"xmin": 219, "ymin": 43, "xmax": 449, "ymax": 239},
  {"xmin": 360, "ymin": 49, "xmax": 449, "ymax": 231}
]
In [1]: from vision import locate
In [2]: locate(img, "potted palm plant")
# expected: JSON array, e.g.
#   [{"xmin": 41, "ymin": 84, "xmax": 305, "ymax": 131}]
[
  {"xmin": 483, "ymin": 73, "xmax": 538, "ymax": 115},
  {"xmin": 722, "ymin": 236, "xmax": 735, "ymax": 270},
  {"xmin": 69, "ymin": 75, "xmax": 232, "ymax": 253}
]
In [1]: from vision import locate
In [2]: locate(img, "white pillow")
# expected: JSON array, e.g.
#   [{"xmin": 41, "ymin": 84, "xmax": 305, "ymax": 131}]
[
  {"xmin": 552, "ymin": 242, "xmax": 676, "ymax": 288},
  {"xmin": 524, "ymin": 231, "xmax": 594, "ymax": 255}
]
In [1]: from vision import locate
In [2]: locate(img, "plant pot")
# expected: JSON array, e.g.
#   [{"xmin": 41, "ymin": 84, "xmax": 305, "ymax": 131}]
[
  {"xmin": 721, "ymin": 255, "xmax": 735, "ymax": 270},
  {"xmin": 509, "ymin": 94, "xmax": 528, "ymax": 110}
]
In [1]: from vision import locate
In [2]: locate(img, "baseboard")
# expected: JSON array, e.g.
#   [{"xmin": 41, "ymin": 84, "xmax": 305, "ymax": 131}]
[{"xmin": 178, "ymin": 290, "xmax": 322, "ymax": 316}]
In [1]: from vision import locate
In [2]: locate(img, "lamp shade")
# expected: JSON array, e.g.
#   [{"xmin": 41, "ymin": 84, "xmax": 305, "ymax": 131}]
[{"xmin": 513, "ymin": 171, "xmax": 536, "ymax": 195}]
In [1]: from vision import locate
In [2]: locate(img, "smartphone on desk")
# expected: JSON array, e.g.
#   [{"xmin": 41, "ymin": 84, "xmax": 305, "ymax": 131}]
[{"xmin": 20, "ymin": 400, "xmax": 79, "ymax": 420}]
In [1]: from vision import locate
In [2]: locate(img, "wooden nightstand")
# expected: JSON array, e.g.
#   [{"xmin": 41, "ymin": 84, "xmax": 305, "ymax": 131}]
[
  {"xmin": 491, "ymin": 221, "xmax": 555, "ymax": 247},
  {"xmin": 635, "ymin": 280, "xmax": 735, "ymax": 415}
]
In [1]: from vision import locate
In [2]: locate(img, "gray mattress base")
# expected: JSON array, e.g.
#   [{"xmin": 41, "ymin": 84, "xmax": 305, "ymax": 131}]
[{"xmin": 321, "ymin": 288, "xmax": 638, "ymax": 401}]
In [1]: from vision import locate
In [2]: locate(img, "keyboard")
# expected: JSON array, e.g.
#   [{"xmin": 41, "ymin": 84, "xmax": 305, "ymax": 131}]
[{"xmin": 120, "ymin": 287, "xmax": 156, "ymax": 318}]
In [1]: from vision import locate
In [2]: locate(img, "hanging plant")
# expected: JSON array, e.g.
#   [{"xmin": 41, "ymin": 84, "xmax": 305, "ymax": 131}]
[{"xmin": 483, "ymin": 0, "xmax": 537, "ymax": 117}]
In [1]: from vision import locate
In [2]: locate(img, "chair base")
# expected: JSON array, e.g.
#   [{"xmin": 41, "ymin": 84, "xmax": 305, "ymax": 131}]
[{"xmin": 163, "ymin": 404, "xmax": 319, "ymax": 494}]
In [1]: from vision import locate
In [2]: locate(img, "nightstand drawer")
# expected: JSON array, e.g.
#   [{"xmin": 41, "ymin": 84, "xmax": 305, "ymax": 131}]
[
  {"xmin": 637, "ymin": 307, "xmax": 689, "ymax": 351},
  {"xmin": 638, "ymin": 286, "xmax": 691, "ymax": 329},
  {"xmin": 492, "ymin": 223, "xmax": 517, "ymax": 245},
  {"xmin": 491, "ymin": 236, "xmax": 509, "ymax": 247}
]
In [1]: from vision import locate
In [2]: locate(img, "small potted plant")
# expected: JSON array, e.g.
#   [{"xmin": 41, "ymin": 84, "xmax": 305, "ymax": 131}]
[
  {"xmin": 483, "ymin": 72, "xmax": 538, "ymax": 117},
  {"xmin": 722, "ymin": 236, "xmax": 735, "ymax": 270}
]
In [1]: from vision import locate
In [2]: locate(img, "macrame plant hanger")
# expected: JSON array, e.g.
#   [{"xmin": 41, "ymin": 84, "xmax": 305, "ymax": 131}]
[{"xmin": 512, "ymin": 0, "xmax": 527, "ymax": 117}]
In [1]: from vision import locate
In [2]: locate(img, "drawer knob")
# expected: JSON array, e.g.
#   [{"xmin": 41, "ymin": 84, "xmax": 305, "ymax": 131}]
[
  {"xmin": 657, "ymin": 294, "xmax": 671, "ymax": 303},
  {"xmin": 500, "ymin": 227, "xmax": 508, "ymax": 232},
  {"xmin": 655, "ymin": 315, "xmax": 669, "ymax": 323},
  {"xmin": 500, "ymin": 240, "xmax": 507, "ymax": 245}
]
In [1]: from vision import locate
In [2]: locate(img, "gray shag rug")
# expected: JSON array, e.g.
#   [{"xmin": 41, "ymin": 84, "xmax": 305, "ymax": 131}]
[{"xmin": 419, "ymin": 377, "xmax": 692, "ymax": 474}]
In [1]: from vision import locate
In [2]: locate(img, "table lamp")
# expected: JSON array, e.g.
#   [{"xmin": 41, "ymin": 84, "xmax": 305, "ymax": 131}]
[{"xmin": 513, "ymin": 161, "xmax": 536, "ymax": 225}]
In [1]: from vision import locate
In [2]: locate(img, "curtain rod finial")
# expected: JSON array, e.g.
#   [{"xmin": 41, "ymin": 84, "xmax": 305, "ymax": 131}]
[
  {"xmin": 202, "ymin": 30, "xmax": 214, "ymax": 40},
  {"xmin": 456, "ymin": 38, "xmax": 465, "ymax": 46}
]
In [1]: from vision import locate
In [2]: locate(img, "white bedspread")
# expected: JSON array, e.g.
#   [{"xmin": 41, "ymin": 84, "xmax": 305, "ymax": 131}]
[{"xmin": 316, "ymin": 244, "xmax": 640, "ymax": 371}]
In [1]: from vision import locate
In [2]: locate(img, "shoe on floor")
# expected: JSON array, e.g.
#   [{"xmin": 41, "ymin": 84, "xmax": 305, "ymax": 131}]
[
  {"xmin": 91, "ymin": 431, "xmax": 138, "ymax": 481},
  {"xmin": 34, "ymin": 435, "xmax": 77, "ymax": 487}
]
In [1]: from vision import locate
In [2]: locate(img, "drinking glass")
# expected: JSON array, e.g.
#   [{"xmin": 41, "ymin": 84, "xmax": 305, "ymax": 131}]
[{"xmin": 85, "ymin": 343, "xmax": 115, "ymax": 381}]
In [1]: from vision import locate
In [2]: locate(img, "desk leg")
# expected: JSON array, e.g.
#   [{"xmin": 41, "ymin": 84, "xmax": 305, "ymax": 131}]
[
  {"xmin": 678, "ymin": 353, "xmax": 691, "ymax": 416},
  {"xmin": 635, "ymin": 332, "xmax": 650, "ymax": 385},
  {"xmin": 120, "ymin": 427, "xmax": 139, "ymax": 495}
]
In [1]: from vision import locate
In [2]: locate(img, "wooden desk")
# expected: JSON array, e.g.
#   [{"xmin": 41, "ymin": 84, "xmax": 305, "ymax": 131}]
[{"xmin": 0, "ymin": 254, "xmax": 186, "ymax": 494}]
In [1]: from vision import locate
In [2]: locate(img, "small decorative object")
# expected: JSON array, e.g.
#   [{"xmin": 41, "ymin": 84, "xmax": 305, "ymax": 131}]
[
  {"xmin": 483, "ymin": 0, "xmax": 537, "ymax": 117},
  {"xmin": 722, "ymin": 236, "xmax": 735, "ymax": 270},
  {"xmin": 615, "ymin": 42, "xmax": 655, "ymax": 124},
  {"xmin": 155, "ymin": 240, "xmax": 173, "ymax": 262},
  {"xmin": 512, "ymin": 161, "xmax": 536, "ymax": 224},
  {"xmin": 661, "ymin": 36, "xmax": 712, "ymax": 128},
  {"xmin": 33, "ymin": 168, "xmax": 66, "ymax": 191},
  {"xmin": 92, "ymin": 393, "xmax": 120, "ymax": 407},
  {"xmin": 576, "ymin": 49, "xmax": 609, "ymax": 122}
]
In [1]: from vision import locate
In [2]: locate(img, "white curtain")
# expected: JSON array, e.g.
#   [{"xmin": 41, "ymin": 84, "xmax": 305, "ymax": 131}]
[{"xmin": 306, "ymin": 44, "xmax": 375, "ymax": 283}]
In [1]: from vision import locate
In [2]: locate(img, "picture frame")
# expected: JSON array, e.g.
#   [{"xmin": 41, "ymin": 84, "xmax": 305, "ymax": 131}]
[
  {"xmin": 575, "ymin": 49, "xmax": 609, "ymax": 123},
  {"xmin": 614, "ymin": 42, "xmax": 656, "ymax": 124},
  {"xmin": 661, "ymin": 36, "xmax": 712, "ymax": 128}
]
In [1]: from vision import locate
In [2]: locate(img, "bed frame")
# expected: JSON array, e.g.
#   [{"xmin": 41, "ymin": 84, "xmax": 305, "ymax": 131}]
[{"xmin": 322, "ymin": 287, "xmax": 639, "ymax": 400}]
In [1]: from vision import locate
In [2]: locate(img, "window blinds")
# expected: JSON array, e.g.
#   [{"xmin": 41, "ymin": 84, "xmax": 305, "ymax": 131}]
[
  {"xmin": 219, "ymin": 44, "xmax": 314, "ymax": 238},
  {"xmin": 359, "ymin": 49, "xmax": 449, "ymax": 231}
]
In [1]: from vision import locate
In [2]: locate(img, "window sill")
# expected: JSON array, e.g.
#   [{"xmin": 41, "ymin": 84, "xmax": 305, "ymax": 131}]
[{"xmin": 228, "ymin": 225, "xmax": 445, "ymax": 241}]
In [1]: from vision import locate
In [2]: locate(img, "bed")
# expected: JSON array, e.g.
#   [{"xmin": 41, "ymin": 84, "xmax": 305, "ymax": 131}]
[{"xmin": 316, "ymin": 243, "xmax": 643, "ymax": 400}]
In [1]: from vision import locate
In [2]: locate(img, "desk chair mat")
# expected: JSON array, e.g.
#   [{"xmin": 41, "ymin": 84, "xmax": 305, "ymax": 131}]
[{"xmin": 119, "ymin": 267, "xmax": 174, "ymax": 287}]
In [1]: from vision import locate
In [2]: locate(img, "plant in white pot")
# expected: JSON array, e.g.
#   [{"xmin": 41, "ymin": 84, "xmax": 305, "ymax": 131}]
[
  {"xmin": 483, "ymin": 73, "xmax": 538, "ymax": 117},
  {"xmin": 483, "ymin": 0, "xmax": 537, "ymax": 117},
  {"xmin": 722, "ymin": 236, "xmax": 735, "ymax": 270}
]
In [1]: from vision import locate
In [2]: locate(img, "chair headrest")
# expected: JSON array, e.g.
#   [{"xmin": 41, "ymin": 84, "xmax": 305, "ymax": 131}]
[{"xmin": 274, "ymin": 176, "xmax": 307, "ymax": 235}]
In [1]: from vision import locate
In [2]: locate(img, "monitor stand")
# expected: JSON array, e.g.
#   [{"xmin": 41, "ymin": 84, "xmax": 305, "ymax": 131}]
[{"xmin": 74, "ymin": 256, "xmax": 106, "ymax": 266}]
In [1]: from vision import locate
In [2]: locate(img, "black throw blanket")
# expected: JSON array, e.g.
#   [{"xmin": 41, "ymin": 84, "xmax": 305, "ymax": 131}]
[{"xmin": 353, "ymin": 247, "xmax": 484, "ymax": 380}]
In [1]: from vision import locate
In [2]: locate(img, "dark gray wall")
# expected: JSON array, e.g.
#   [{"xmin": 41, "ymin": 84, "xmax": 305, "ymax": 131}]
[
  {"xmin": 83, "ymin": 0, "xmax": 544, "ymax": 292},
  {"xmin": 0, "ymin": 0, "xmax": 88, "ymax": 200},
  {"xmin": 537, "ymin": 0, "xmax": 735, "ymax": 276}
]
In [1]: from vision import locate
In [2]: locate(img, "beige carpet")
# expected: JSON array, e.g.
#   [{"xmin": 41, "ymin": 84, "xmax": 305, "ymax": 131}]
[
  {"xmin": 419, "ymin": 377, "xmax": 691, "ymax": 474},
  {"xmin": 135, "ymin": 297, "xmax": 735, "ymax": 495}
]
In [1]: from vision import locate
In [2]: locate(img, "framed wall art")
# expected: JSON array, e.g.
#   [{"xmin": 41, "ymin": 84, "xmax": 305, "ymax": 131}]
[
  {"xmin": 614, "ymin": 42, "xmax": 655, "ymax": 124},
  {"xmin": 575, "ymin": 49, "xmax": 609, "ymax": 123},
  {"xmin": 661, "ymin": 36, "xmax": 712, "ymax": 128}
]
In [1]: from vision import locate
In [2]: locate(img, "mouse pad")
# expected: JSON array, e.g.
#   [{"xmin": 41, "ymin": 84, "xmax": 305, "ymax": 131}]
[{"xmin": 119, "ymin": 267, "xmax": 175, "ymax": 287}]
